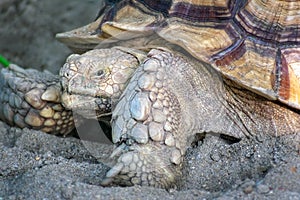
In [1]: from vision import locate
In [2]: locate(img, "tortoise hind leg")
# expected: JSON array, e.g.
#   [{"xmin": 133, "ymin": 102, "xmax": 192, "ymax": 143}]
[{"xmin": 0, "ymin": 64, "xmax": 74, "ymax": 135}]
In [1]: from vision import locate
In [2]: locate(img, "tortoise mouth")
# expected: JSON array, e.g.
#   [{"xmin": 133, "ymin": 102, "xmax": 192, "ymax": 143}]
[{"xmin": 61, "ymin": 92, "xmax": 112, "ymax": 119}]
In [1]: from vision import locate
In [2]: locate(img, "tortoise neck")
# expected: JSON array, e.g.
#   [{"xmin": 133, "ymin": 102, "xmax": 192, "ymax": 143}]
[
  {"xmin": 163, "ymin": 53, "xmax": 246, "ymax": 139},
  {"xmin": 223, "ymin": 79, "xmax": 300, "ymax": 137},
  {"xmin": 170, "ymin": 54, "xmax": 300, "ymax": 139},
  {"xmin": 178, "ymin": 60, "xmax": 248, "ymax": 139}
]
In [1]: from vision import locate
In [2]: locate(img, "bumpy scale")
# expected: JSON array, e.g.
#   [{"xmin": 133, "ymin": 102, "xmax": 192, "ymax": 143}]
[{"xmin": 0, "ymin": 64, "xmax": 74, "ymax": 135}]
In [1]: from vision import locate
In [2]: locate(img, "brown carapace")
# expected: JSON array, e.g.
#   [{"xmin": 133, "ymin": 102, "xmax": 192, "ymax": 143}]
[{"xmin": 57, "ymin": 0, "xmax": 300, "ymax": 110}]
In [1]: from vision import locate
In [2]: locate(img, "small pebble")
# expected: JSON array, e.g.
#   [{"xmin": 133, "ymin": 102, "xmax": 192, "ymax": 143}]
[
  {"xmin": 241, "ymin": 180, "xmax": 255, "ymax": 194},
  {"xmin": 243, "ymin": 185, "xmax": 253, "ymax": 194},
  {"xmin": 257, "ymin": 184, "xmax": 270, "ymax": 194},
  {"xmin": 210, "ymin": 150, "xmax": 221, "ymax": 161}
]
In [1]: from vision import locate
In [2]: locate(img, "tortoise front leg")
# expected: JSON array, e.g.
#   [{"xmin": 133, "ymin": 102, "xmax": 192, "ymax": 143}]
[{"xmin": 102, "ymin": 49, "xmax": 197, "ymax": 188}]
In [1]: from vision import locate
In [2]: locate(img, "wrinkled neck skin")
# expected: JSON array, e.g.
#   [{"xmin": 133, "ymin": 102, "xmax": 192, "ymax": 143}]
[{"xmin": 165, "ymin": 52, "xmax": 300, "ymax": 142}]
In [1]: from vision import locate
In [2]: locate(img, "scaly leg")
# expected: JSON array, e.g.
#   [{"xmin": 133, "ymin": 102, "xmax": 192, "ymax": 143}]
[
  {"xmin": 102, "ymin": 48, "xmax": 200, "ymax": 188},
  {"xmin": 0, "ymin": 64, "xmax": 74, "ymax": 135}
]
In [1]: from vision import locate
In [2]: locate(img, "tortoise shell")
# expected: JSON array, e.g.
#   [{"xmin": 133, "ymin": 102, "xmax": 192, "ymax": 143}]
[{"xmin": 56, "ymin": 0, "xmax": 300, "ymax": 110}]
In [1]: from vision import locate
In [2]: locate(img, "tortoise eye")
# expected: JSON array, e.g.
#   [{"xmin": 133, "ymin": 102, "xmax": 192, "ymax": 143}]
[{"xmin": 96, "ymin": 70, "xmax": 104, "ymax": 76}]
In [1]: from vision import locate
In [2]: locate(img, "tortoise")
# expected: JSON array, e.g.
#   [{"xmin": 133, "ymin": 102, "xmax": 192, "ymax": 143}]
[{"xmin": 1, "ymin": 0, "xmax": 300, "ymax": 188}]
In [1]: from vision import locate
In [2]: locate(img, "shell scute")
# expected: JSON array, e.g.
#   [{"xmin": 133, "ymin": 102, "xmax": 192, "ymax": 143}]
[
  {"xmin": 236, "ymin": 0, "xmax": 300, "ymax": 42},
  {"xmin": 278, "ymin": 48, "xmax": 300, "ymax": 108},
  {"xmin": 159, "ymin": 19, "xmax": 241, "ymax": 62},
  {"xmin": 169, "ymin": 0, "xmax": 235, "ymax": 21},
  {"xmin": 215, "ymin": 38, "xmax": 277, "ymax": 99}
]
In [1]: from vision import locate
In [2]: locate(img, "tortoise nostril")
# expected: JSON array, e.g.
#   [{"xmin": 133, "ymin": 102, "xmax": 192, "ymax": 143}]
[{"xmin": 65, "ymin": 72, "xmax": 70, "ymax": 78}]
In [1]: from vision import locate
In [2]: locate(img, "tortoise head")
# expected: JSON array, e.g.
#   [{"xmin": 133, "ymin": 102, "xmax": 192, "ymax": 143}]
[{"xmin": 60, "ymin": 47, "xmax": 146, "ymax": 118}]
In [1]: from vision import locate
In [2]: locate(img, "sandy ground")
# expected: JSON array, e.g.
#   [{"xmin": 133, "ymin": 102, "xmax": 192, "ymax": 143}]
[{"xmin": 0, "ymin": 1, "xmax": 300, "ymax": 199}]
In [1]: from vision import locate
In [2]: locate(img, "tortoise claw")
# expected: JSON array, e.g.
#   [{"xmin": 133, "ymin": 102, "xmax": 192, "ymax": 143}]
[
  {"xmin": 109, "ymin": 143, "xmax": 126, "ymax": 159},
  {"xmin": 100, "ymin": 177, "xmax": 114, "ymax": 187},
  {"xmin": 105, "ymin": 162, "xmax": 124, "ymax": 178},
  {"xmin": 101, "ymin": 162, "xmax": 124, "ymax": 187},
  {"xmin": 101, "ymin": 143, "xmax": 183, "ymax": 188}
]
